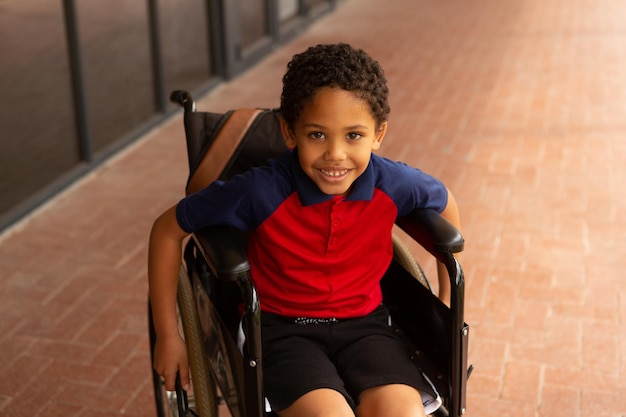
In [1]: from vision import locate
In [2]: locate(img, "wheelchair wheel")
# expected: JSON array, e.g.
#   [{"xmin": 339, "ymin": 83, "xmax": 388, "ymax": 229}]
[
  {"xmin": 392, "ymin": 233, "xmax": 432, "ymax": 291},
  {"xmin": 150, "ymin": 266, "xmax": 218, "ymax": 417}
]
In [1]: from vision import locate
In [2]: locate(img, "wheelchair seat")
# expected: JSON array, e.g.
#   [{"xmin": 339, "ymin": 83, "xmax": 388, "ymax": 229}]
[{"xmin": 148, "ymin": 90, "xmax": 470, "ymax": 417}]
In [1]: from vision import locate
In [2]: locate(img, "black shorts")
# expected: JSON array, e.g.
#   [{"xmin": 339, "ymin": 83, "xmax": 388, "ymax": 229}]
[{"xmin": 260, "ymin": 305, "xmax": 437, "ymax": 411}]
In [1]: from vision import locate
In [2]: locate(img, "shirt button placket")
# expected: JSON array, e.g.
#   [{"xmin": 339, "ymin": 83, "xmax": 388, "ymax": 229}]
[{"xmin": 328, "ymin": 201, "xmax": 342, "ymax": 253}]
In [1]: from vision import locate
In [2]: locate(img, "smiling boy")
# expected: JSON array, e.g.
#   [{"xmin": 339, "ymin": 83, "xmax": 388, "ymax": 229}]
[{"xmin": 149, "ymin": 43, "xmax": 461, "ymax": 417}]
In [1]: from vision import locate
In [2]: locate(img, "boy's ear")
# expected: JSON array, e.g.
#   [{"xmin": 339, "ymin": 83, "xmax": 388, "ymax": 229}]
[
  {"xmin": 279, "ymin": 117, "xmax": 297, "ymax": 149},
  {"xmin": 372, "ymin": 121, "xmax": 388, "ymax": 151}
]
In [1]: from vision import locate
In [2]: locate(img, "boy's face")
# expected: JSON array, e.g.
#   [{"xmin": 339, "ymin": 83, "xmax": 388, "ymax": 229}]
[{"xmin": 280, "ymin": 87, "xmax": 387, "ymax": 197}]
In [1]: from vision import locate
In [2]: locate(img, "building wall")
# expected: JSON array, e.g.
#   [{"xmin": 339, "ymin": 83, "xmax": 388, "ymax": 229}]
[{"xmin": 0, "ymin": 0, "xmax": 336, "ymax": 232}]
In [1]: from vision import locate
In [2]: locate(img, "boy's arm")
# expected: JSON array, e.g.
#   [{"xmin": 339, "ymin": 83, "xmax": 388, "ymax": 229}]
[
  {"xmin": 148, "ymin": 205, "xmax": 191, "ymax": 391},
  {"xmin": 436, "ymin": 188, "xmax": 462, "ymax": 305}
]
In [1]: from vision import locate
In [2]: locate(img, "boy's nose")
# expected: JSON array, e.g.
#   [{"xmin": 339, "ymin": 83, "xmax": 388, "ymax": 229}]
[{"xmin": 324, "ymin": 139, "xmax": 346, "ymax": 160}]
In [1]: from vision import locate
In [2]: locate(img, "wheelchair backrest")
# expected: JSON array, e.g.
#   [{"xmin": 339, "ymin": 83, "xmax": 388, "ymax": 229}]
[{"xmin": 183, "ymin": 109, "xmax": 288, "ymax": 195}]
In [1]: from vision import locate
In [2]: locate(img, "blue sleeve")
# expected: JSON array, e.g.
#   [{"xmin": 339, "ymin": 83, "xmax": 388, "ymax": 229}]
[
  {"xmin": 176, "ymin": 156, "xmax": 294, "ymax": 233},
  {"xmin": 176, "ymin": 178, "xmax": 254, "ymax": 233},
  {"xmin": 373, "ymin": 155, "xmax": 448, "ymax": 217}
]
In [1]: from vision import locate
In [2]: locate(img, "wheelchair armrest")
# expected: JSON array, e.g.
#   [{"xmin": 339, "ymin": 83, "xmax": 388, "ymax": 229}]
[
  {"xmin": 396, "ymin": 209, "xmax": 469, "ymax": 417},
  {"xmin": 192, "ymin": 226, "xmax": 251, "ymax": 281},
  {"xmin": 396, "ymin": 208, "xmax": 464, "ymax": 263}
]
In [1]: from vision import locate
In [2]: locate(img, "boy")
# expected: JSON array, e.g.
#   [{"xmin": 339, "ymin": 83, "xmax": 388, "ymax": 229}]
[{"xmin": 149, "ymin": 43, "xmax": 461, "ymax": 417}]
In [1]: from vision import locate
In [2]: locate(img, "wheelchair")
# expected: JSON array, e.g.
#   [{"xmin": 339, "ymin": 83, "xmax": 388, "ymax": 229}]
[{"xmin": 148, "ymin": 90, "xmax": 471, "ymax": 417}]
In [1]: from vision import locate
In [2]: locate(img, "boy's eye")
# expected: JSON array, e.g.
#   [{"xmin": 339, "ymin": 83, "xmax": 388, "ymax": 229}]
[
  {"xmin": 346, "ymin": 132, "xmax": 363, "ymax": 141},
  {"xmin": 309, "ymin": 131, "xmax": 325, "ymax": 140}
]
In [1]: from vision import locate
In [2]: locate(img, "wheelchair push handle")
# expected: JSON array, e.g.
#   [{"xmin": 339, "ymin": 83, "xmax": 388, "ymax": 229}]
[{"xmin": 170, "ymin": 90, "xmax": 195, "ymax": 113}]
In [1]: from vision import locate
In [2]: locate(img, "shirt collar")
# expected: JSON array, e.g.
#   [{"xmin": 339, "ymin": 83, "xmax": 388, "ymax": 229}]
[{"xmin": 289, "ymin": 148, "xmax": 375, "ymax": 206}]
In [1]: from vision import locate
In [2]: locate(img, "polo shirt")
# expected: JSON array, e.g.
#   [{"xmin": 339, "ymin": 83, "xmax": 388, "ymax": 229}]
[{"xmin": 176, "ymin": 149, "xmax": 448, "ymax": 319}]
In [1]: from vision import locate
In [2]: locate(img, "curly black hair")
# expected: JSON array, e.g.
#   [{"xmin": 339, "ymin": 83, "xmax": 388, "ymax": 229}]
[{"xmin": 280, "ymin": 43, "xmax": 390, "ymax": 129}]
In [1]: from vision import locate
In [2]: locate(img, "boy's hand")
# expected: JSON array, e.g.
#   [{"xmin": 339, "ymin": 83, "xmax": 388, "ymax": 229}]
[{"xmin": 153, "ymin": 334, "xmax": 191, "ymax": 391}]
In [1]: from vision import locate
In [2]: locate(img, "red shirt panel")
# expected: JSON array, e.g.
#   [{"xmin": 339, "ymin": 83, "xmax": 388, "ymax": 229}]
[{"xmin": 247, "ymin": 189, "xmax": 397, "ymax": 318}]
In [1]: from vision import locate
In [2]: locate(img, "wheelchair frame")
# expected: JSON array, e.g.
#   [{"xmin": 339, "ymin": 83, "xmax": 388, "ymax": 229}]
[{"xmin": 148, "ymin": 91, "xmax": 471, "ymax": 417}]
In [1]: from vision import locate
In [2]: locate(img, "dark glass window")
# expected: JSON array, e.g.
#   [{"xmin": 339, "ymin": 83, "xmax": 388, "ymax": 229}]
[
  {"xmin": 238, "ymin": 0, "xmax": 268, "ymax": 49},
  {"xmin": 0, "ymin": 1, "xmax": 80, "ymax": 217},
  {"xmin": 308, "ymin": 0, "xmax": 328, "ymax": 7},
  {"xmin": 307, "ymin": 0, "xmax": 331, "ymax": 14},
  {"xmin": 77, "ymin": 1, "xmax": 157, "ymax": 154},
  {"xmin": 159, "ymin": 0, "xmax": 214, "ymax": 95},
  {"xmin": 278, "ymin": 0, "xmax": 300, "ymax": 24}
]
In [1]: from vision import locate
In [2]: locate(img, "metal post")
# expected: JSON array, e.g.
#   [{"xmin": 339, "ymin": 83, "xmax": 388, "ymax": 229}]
[{"xmin": 62, "ymin": 0, "xmax": 92, "ymax": 162}]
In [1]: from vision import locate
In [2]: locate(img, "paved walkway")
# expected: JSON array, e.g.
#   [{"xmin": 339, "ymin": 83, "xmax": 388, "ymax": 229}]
[{"xmin": 1, "ymin": 0, "xmax": 625, "ymax": 416}]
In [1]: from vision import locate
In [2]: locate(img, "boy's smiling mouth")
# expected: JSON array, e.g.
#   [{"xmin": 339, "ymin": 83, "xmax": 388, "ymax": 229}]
[{"xmin": 320, "ymin": 168, "xmax": 350, "ymax": 178}]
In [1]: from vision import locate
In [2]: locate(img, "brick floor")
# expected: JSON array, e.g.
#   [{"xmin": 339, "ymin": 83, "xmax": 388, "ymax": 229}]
[{"xmin": 1, "ymin": 0, "xmax": 626, "ymax": 416}]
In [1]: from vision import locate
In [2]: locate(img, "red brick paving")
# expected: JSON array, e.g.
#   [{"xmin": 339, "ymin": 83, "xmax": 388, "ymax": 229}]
[{"xmin": 1, "ymin": 0, "xmax": 626, "ymax": 416}]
